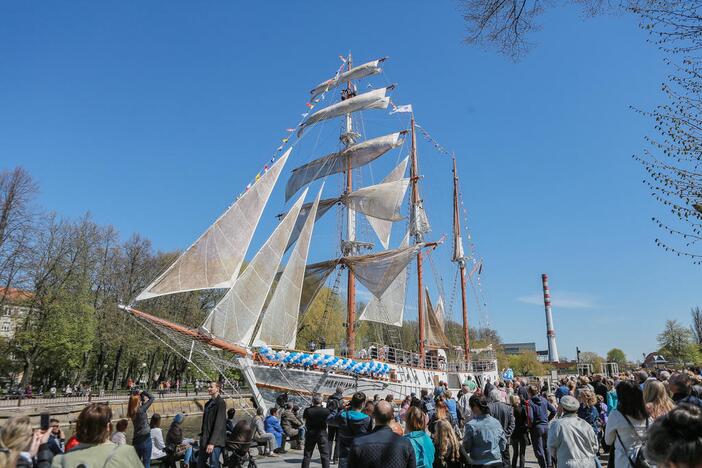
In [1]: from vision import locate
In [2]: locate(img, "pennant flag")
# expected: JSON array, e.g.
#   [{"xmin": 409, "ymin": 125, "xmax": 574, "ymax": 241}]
[
  {"xmin": 390, "ymin": 104, "xmax": 413, "ymax": 114},
  {"xmin": 285, "ymin": 128, "xmax": 296, "ymax": 132},
  {"xmin": 263, "ymin": 164, "xmax": 269, "ymax": 172},
  {"xmin": 301, "ymin": 113, "xmax": 308, "ymax": 118},
  {"xmin": 277, "ymin": 145, "xmax": 284, "ymax": 151},
  {"xmin": 281, "ymin": 137, "xmax": 289, "ymax": 143},
  {"xmin": 305, "ymin": 102, "xmax": 313, "ymax": 108},
  {"xmin": 255, "ymin": 173, "xmax": 261, "ymax": 181}
]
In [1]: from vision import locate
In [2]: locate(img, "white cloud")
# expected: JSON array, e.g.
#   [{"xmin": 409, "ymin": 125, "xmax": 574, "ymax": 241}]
[{"xmin": 516, "ymin": 291, "xmax": 598, "ymax": 309}]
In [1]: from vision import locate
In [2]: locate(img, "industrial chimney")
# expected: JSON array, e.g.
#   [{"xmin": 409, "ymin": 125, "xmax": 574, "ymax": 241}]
[{"xmin": 541, "ymin": 273, "xmax": 560, "ymax": 363}]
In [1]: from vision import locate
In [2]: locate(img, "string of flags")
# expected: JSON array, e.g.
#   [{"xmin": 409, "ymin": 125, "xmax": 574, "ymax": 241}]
[
  {"xmin": 235, "ymin": 55, "xmax": 349, "ymax": 201},
  {"xmin": 414, "ymin": 122, "xmax": 451, "ymax": 156}
]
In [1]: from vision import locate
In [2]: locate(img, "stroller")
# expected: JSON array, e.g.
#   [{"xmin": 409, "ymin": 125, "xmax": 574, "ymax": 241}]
[{"xmin": 224, "ymin": 419, "xmax": 259, "ymax": 468}]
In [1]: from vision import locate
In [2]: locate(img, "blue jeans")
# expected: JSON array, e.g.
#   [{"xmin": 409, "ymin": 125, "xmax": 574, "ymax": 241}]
[
  {"xmin": 530, "ymin": 425, "xmax": 550, "ymax": 468},
  {"xmin": 134, "ymin": 437, "xmax": 153, "ymax": 468},
  {"xmin": 197, "ymin": 445, "xmax": 222, "ymax": 468},
  {"xmin": 184, "ymin": 446, "xmax": 193, "ymax": 465}
]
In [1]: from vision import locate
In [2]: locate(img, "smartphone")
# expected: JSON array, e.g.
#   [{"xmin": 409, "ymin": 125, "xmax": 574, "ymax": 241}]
[{"xmin": 40, "ymin": 413, "xmax": 50, "ymax": 431}]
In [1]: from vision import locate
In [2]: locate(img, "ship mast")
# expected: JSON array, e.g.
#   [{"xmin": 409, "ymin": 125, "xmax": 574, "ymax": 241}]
[
  {"xmin": 343, "ymin": 54, "xmax": 356, "ymax": 358},
  {"xmin": 453, "ymin": 157, "xmax": 471, "ymax": 360},
  {"xmin": 410, "ymin": 114, "xmax": 426, "ymax": 364}
]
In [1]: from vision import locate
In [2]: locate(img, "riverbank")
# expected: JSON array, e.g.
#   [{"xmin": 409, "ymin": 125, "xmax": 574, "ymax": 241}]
[{"xmin": 0, "ymin": 392, "xmax": 254, "ymax": 429}]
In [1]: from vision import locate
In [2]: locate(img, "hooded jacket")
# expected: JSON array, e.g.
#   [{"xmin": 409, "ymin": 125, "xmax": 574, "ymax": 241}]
[
  {"xmin": 404, "ymin": 430, "xmax": 434, "ymax": 468},
  {"xmin": 526, "ymin": 395, "xmax": 556, "ymax": 427},
  {"xmin": 335, "ymin": 409, "xmax": 372, "ymax": 459}
]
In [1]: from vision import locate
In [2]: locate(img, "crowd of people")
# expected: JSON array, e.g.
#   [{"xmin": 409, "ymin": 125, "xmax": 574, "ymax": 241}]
[{"xmin": 0, "ymin": 369, "xmax": 701, "ymax": 467}]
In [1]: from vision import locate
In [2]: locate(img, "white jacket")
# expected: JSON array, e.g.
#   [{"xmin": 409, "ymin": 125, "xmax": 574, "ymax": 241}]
[
  {"xmin": 547, "ymin": 413, "xmax": 598, "ymax": 467},
  {"xmin": 151, "ymin": 428, "xmax": 166, "ymax": 459}
]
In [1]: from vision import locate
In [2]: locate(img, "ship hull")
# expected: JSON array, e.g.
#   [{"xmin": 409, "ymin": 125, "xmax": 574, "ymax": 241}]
[{"xmin": 251, "ymin": 361, "xmax": 498, "ymax": 407}]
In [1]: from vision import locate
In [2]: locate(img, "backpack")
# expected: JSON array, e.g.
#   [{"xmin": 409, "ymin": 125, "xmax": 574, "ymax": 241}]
[
  {"xmin": 326, "ymin": 396, "xmax": 342, "ymax": 427},
  {"xmin": 615, "ymin": 415, "xmax": 651, "ymax": 468}
]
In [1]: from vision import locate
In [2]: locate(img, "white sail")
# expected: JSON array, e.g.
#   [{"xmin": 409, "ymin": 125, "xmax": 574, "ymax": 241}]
[
  {"xmin": 358, "ymin": 232, "xmax": 409, "ymax": 326},
  {"xmin": 135, "ymin": 149, "xmax": 291, "ymax": 301},
  {"xmin": 435, "ymin": 295, "xmax": 446, "ymax": 330},
  {"xmin": 298, "ymin": 87, "xmax": 392, "ymax": 136},
  {"xmin": 343, "ymin": 243, "xmax": 424, "ymax": 299},
  {"xmin": 254, "ymin": 186, "xmax": 323, "ymax": 348},
  {"xmin": 362, "ymin": 157, "xmax": 409, "ymax": 249},
  {"xmin": 345, "ymin": 179, "xmax": 409, "ymax": 221},
  {"xmin": 285, "ymin": 132, "xmax": 404, "ymax": 200},
  {"xmin": 425, "ymin": 290, "xmax": 450, "ymax": 348},
  {"xmin": 284, "ymin": 197, "xmax": 338, "ymax": 252},
  {"xmin": 310, "ymin": 59, "xmax": 385, "ymax": 99},
  {"xmin": 298, "ymin": 259, "xmax": 339, "ymax": 319},
  {"xmin": 207, "ymin": 190, "xmax": 307, "ymax": 346}
]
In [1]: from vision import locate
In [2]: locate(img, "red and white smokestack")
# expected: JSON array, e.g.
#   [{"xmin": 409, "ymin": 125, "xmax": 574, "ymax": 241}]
[{"xmin": 542, "ymin": 273, "xmax": 560, "ymax": 363}]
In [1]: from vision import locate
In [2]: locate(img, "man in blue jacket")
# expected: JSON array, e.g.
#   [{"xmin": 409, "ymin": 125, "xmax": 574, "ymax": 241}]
[
  {"xmin": 526, "ymin": 385, "xmax": 556, "ymax": 468},
  {"xmin": 335, "ymin": 391, "xmax": 372, "ymax": 468}
]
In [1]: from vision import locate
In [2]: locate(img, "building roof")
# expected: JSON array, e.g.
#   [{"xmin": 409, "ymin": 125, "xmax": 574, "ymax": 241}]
[{"xmin": 0, "ymin": 287, "xmax": 34, "ymax": 303}]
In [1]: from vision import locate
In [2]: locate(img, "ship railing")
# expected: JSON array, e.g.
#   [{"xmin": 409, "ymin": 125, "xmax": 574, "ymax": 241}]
[{"xmin": 365, "ymin": 343, "xmax": 446, "ymax": 370}]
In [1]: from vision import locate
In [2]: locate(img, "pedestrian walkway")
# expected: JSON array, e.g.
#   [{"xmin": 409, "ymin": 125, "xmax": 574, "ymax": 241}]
[{"xmin": 248, "ymin": 445, "xmax": 550, "ymax": 467}]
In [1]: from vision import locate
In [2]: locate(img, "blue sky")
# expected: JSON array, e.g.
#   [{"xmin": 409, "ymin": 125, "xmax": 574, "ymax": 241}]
[{"xmin": 1, "ymin": 1, "xmax": 699, "ymax": 362}]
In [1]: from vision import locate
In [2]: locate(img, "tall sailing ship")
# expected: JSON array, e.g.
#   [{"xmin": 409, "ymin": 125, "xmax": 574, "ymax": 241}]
[{"xmin": 121, "ymin": 55, "xmax": 498, "ymax": 408}]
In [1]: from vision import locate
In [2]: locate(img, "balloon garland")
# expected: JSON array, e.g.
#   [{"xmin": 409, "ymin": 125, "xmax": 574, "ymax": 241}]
[{"xmin": 257, "ymin": 346, "xmax": 391, "ymax": 377}]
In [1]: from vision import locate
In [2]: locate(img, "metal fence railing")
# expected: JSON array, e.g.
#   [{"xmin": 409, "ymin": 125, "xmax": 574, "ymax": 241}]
[{"xmin": 0, "ymin": 388, "xmax": 249, "ymax": 408}]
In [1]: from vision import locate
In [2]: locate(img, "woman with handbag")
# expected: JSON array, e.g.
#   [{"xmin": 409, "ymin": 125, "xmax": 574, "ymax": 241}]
[{"xmin": 604, "ymin": 380, "xmax": 651, "ymax": 468}]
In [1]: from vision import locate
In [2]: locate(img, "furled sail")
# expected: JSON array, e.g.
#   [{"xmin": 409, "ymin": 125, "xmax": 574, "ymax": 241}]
[
  {"xmin": 205, "ymin": 190, "xmax": 307, "ymax": 346},
  {"xmin": 310, "ymin": 58, "xmax": 385, "ymax": 99},
  {"xmin": 284, "ymin": 197, "xmax": 338, "ymax": 252},
  {"xmin": 358, "ymin": 232, "xmax": 409, "ymax": 326},
  {"xmin": 410, "ymin": 200, "xmax": 431, "ymax": 239},
  {"xmin": 298, "ymin": 86, "xmax": 393, "ymax": 137},
  {"xmin": 135, "ymin": 149, "xmax": 291, "ymax": 301},
  {"xmin": 425, "ymin": 290, "xmax": 450, "ymax": 348},
  {"xmin": 254, "ymin": 187, "xmax": 323, "ymax": 349},
  {"xmin": 362, "ymin": 157, "xmax": 409, "ymax": 249},
  {"xmin": 452, "ymin": 234, "xmax": 465, "ymax": 262},
  {"xmin": 343, "ymin": 243, "xmax": 424, "ymax": 299},
  {"xmin": 285, "ymin": 132, "xmax": 404, "ymax": 200}
]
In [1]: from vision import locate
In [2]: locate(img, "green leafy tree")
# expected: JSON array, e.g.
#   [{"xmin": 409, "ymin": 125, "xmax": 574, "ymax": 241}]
[
  {"xmin": 607, "ymin": 348, "xmax": 627, "ymax": 364},
  {"xmin": 579, "ymin": 351, "xmax": 605, "ymax": 374},
  {"xmin": 658, "ymin": 319, "xmax": 701, "ymax": 364},
  {"xmin": 508, "ymin": 351, "xmax": 547, "ymax": 377}
]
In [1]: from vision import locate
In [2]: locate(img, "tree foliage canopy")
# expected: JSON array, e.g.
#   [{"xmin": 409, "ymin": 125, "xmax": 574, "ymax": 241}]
[
  {"xmin": 606, "ymin": 348, "xmax": 627, "ymax": 363},
  {"xmin": 657, "ymin": 318, "xmax": 702, "ymax": 364}
]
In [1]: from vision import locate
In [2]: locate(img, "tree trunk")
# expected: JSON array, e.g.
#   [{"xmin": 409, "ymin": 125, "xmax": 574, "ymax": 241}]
[
  {"xmin": 111, "ymin": 345, "xmax": 123, "ymax": 391},
  {"xmin": 146, "ymin": 351, "xmax": 157, "ymax": 389}
]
